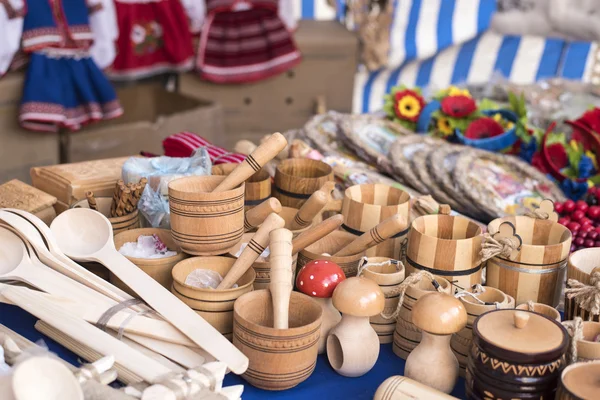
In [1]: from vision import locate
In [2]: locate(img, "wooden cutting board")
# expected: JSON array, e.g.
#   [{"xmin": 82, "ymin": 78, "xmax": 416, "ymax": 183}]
[{"xmin": 0, "ymin": 179, "xmax": 57, "ymax": 224}]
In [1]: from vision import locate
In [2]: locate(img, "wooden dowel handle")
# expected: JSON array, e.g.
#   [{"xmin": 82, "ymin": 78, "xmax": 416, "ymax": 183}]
[
  {"xmin": 291, "ymin": 214, "xmax": 344, "ymax": 255},
  {"xmin": 218, "ymin": 213, "xmax": 285, "ymax": 289},
  {"xmin": 269, "ymin": 228, "xmax": 293, "ymax": 329},
  {"xmin": 333, "ymin": 213, "xmax": 407, "ymax": 257},
  {"xmin": 244, "ymin": 198, "xmax": 282, "ymax": 232},
  {"xmin": 288, "ymin": 191, "xmax": 328, "ymax": 230},
  {"xmin": 213, "ymin": 133, "xmax": 287, "ymax": 192},
  {"xmin": 86, "ymin": 191, "xmax": 98, "ymax": 211}
]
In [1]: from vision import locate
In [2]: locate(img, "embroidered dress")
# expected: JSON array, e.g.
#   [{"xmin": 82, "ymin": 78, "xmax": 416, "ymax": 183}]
[
  {"xmin": 196, "ymin": 0, "xmax": 301, "ymax": 83},
  {"xmin": 107, "ymin": 0, "xmax": 194, "ymax": 80},
  {"xmin": 19, "ymin": 0, "xmax": 122, "ymax": 132}
]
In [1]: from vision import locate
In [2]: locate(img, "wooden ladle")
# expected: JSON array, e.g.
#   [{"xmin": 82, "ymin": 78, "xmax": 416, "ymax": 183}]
[
  {"xmin": 49, "ymin": 208, "xmax": 249, "ymax": 375},
  {"xmin": 333, "ymin": 214, "xmax": 407, "ymax": 257}
]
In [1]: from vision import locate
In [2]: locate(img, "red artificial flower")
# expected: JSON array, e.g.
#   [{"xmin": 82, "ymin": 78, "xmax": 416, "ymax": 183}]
[
  {"xmin": 440, "ymin": 95, "xmax": 477, "ymax": 118},
  {"xmin": 577, "ymin": 108, "xmax": 600, "ymax": 135},
  {"xmin": 464, "ymin": 117, "xmax": 504, "ymax": 139},
  {"xmin": 531, "ymin": 152, "xmax": 549, "ymax": 174},
  {"xmin": 546, "ymin": 143, "xmax": 569, "ymax": 169},
  {"xmin": 393, "ymin": 89, "xmax": 426, "ymax": 122},
  {"xmin": 571, "ymin": 125, "xmax": 596, "ymax": 152}
]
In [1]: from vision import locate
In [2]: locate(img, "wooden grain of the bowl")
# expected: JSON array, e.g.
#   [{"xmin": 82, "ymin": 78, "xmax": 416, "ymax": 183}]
[
  {"xmin": 212, "ymin": 164, "xmax": 271, "ymax": 209},
  {"xmin": 297, "ymin": 230, "xmax": 364, "ymax": 278},
  {"xmin": 274, "ymin": 158, "xmax": 333, "ymax": 209}
]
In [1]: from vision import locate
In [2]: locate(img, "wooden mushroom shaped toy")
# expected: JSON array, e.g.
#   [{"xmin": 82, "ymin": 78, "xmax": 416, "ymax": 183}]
[
  {"xmin": 296, "ymin": 259, "xmax": 346, "ymax": 354},
  {"xmin": 327, "ymin": 276, "xmax": 385, "ymax": 377},
  {"xmin": 405, "ymin": 292, "xmax": 467, "ymax": 394}
]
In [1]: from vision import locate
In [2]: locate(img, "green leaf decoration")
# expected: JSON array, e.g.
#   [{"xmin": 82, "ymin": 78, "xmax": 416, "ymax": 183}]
[
  {"xmin": 546, "ymin": 132, "xmax": 567, "ymax": 146},
  {"xmin": 566, "ymin": 141, "xmax": 584, "ymax": 175},
  {"xmin": 589, "ymin": 175, "xmax": 600, "ymax": 185},
  {"xmin": 478, "ymin": 98, "xmax": 500, "ymax": 111}
]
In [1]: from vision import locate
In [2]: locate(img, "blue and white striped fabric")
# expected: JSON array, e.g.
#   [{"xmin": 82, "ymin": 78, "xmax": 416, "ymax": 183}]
[
  {"xmin": 354, "ymin": 32, "xmax": 567, "ymax": 113},
  {"xmin": 558, "ymin": 41, "xmax": 599, "ymax": 84},
  {"xmin": 293, "ymin": 0, "xmax": 340, "ymax": 20}
]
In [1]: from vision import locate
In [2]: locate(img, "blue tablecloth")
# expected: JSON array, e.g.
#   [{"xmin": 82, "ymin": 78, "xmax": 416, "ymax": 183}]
[{"xmin": 0, "ymin": 303, "xmax": 467, "ymax": 399}]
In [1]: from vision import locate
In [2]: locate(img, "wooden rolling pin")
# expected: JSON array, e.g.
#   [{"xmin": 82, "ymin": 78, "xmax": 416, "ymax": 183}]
[
  {"xmin": 291, "ymin": 214, "xmax": 344, "ymax": 255},
  {"xmin": 218, "ymin": 213, "xmax": 285, "ymax": 289},
  {"xmin": 333, "ymin": 213, "xmax": 407, "ymax": 257},
  {"xmin": 213, "ymin": 133, "xmax": 287, "ymax": 192},
  {"xmin": 269, "ymin": 228, "xmax": 293, "ymax": 329},
  {"xmin": 288, "ymin": 190, "xmax": 328, "ymax": 230},
  {"xmin": 244, "ymin": 198, "xmax": 282, "ymax": 232}
]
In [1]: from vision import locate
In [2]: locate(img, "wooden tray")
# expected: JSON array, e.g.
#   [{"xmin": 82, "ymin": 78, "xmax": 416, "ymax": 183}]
[
  {"xmin": 389, "ymin": 136, "xmax": 443, "ymax": 194},
  {"xmin": 410, "ymin": 148, "xmax": 459, "ymax": 209},
  {"xmin": 0, "ymin": 179, "xmax": 57, "ymax": 224}
]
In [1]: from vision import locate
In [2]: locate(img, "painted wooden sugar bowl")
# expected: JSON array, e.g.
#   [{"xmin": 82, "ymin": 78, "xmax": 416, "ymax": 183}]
[{"xmin": 466, "ymin": 309, "xmax": 569, "ymax": 400}]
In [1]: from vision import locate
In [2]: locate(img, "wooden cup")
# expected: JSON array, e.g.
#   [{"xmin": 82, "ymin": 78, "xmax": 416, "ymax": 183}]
[
  {"xmin": 297, "ymin": 231, "xmax": 365, "ymax": 278},
  {"xmin": 171, "ymin": 256, "xmax": 255, "ymax": 340},
  {"xmin": 573, "ymin": 321, "xmax": 600, "ymax": 362},
  {"xmin": 169, "ymin": 175, "xmax": 245, "ymax": 256},
  {"xmin": 516, "ymin": 302, "xmax": 561, "ymax": 322},
  {"xmin": 212, "ymin": 164, "xmax": 271, "ymax": 210},
  {"xmin": 274, "ymin": 159, "xmax": 334, "ymax": 209},
  {"xmin": 71, "ymin": 197, "xmax": 139, "ymax": 235},
  {"xmin": 556, "ymin": 360, "xmax": 600, "ymax": 400},
  {"xmin": 566, "ymin": 248, "xmax": 600, "ymax": 321},
  {"xmin": 112, "ymin": 228, "xmax": 187, "ymax": 296},
  {"xmin": 233, "ymin": 290, "xmax": 322, "ymax": 390}
]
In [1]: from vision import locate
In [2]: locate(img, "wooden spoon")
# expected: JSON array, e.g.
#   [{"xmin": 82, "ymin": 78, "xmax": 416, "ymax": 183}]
[
  {"xmin": 212, "ymin": 132, "xmax": 287, "ymax": 192},
  {"xmin": 50, "ymin": 208, "xmax": 249, "ymax": 375},
  {"xmin": 218, "ymin": 213, "xmax": 285, "ymax": 289},
  {"xmin": 333, "ymin": 213, "xmax": 408, "ymax": 257},
  {"xmin": 291, "ymin": 214, "xmax": 344, "ymax": 255},
  {"xmin": 287, "ymin": 190, "xmax": 328, "ymax": 231},
  {"xmin": 12, "ymin": 356, "xmax": 83, "ymax": 400},
  {"xmin": 244, "ymin": 198, "xmax": 282, "ymax": 232},
  {"xmin": 269, "ymin": 228, "xmax": 293, "ymax": 329}
]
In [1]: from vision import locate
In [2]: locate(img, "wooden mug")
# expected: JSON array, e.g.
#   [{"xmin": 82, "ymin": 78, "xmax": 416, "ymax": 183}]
[{"xmin": 274, "ymin": 158, "xmax": 334, "ymax": 209}]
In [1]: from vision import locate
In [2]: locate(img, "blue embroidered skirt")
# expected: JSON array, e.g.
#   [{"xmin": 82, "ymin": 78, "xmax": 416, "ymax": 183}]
[{"xmin": 20, "ymin": 50, "xmax": 122, "ymax": 132}]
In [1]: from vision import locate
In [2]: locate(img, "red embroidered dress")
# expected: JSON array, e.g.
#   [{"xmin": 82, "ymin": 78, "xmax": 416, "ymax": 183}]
[{"xmin": 196, "ymin": 0, "xmax": 301, "ymax": 83}]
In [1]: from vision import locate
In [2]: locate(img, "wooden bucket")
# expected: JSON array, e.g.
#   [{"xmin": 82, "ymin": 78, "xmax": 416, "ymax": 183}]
[
  {"xmin": 556, "ymin": 361, "xmax": 600, "ymax": 400},
  {"xmin": 341, "ymin": 184, "xmax": 411, "ymax": 259},
  {"xmin": 228, "ymin": 232, "xmax": 298, "ymax": 290},
  {"xmin": 279, "ymin": 207, "xmax": 313, "ymax": 238},
  {"xmin": 112, "ymin": 228, "xmax": 187, "ymax": 296},
  {"xmin": 71, "ymin": 197, "xmax": 139, "ymax": 235},
  {"xmin": 233, "ymin": 289, "xmax": 322, "ymax": 390},
  {"xmin": 393, "ymin": 276, "xmax": 452, "ymax": 360},
  {"xmin": 169, "ymin": 175, "xmax": 245, "ymax": 256},
  {"xmin": 212, "ymin": 164, "xmax": 271, "ymax": 210},
  {"xmin": 406, "ymin": 215, "xmax": 483, "ymax": 293},
  {"xmin": 450, "ymin": 286, "xmax": 512, "ymax": 376},
  {"xmin": 171, "ymin": 256, "xmax": 255, "ymax": 340},
  {"xmin": 274, "ymin": 158, "xmax": 334, "ymax": 209},
  {"xmin": 487, "ymin": 216, "xmax": 572, "ymax": 307},
  {"xmin": 516, "ymin": 302, "xmax": 561, "ymax": 322},
  {"xmin": 297, "ymin": 231, "xmax": 364, "ymax": 278},
  {"xmin": 359, "ymin": 257, "xmax": 406, "ymax": 344},
  {"xmin": 565, "ymin": 248, "xmax": 600, "ymax": 321}
]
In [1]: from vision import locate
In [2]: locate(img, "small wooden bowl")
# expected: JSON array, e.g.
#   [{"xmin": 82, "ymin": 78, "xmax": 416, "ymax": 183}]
[
  {"xmin": 274, "ymin": 158, "xmax": 333, "ymax": 209},
  {"xmin": 279, "ymin": 206, "xmax": 313, "ymax": 237},
  {"xmin": 212, "ymin": 164, "xmax": 271, "ymax": 209},
  {"xmin": 112, "ymin": 228, "xmax": 187, "ymax": 296},
  {"xmin": 297, "ymin": 230, "xmax": 364, "ymax": 278},
  {"xmin": 556, "ymin": 360, "xmax": 600, "ymax": 400},
  {"xmin": 228, "ymin": 232, "xmax": 298, "ymax": 290},
  {"xmin": 169, "ymin": 175, "xmax": 245, "ymax": 256},
  {"xmin": 71, "ymin": 197, "xmax": 139, "ymax": 235},
  {"xmin": 566, "ymin": 248, "xmax": 600, "ymax": 321},
  {"xmin": 233, "ymin": 289, "xmax": 322, "ymax": 390},
  {"xmin": 516, "ymin": 302, "xmax": 561, "ymax": 323},
  {"xmin": 574, "ymin": 321, "xmax": 600, "ymax": 361},
  {"xmin": 171, "ymin": 256, "xmax": 255, "ymax": 340}
]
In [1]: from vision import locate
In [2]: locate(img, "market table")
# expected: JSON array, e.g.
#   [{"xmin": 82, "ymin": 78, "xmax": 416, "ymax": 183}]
[{"xmin": 0, "ymin": 303, "xmax": 467, "ymax": 399}]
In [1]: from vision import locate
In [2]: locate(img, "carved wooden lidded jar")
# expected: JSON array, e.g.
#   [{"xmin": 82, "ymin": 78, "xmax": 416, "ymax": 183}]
[{"xmin": 466, "ymin": 309, "xmax": 569, "ymax": 400}]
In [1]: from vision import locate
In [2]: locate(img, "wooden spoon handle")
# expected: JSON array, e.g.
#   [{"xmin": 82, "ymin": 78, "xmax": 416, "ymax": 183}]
[
  {"xmin": 244, "ymin": 198, "xmax": 282, "ymax": 232},
  {"xmin": 269, "ymin": 228, "xmax": 293, "ymax": 329},
  {"xmin": 334, "ymin": 213, "xmax": 407, "ymax": 257},
  {"xmin": 288, "ymin": 190, "xmax": 328, "ymax": 230},
  {"xmin": 291, "ymin": 214, "xmax": 344, "ymax": 255},
  {"xmin": 213, "ymin": 133, "xmax": 287, "ymax": 192},
  {"xmin": 218, "ymin": 213, "xmax": 285, "ymax": 289}
]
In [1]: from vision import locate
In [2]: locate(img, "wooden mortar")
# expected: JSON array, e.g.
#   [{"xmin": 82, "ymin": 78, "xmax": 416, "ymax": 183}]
[
  {"xmin": 212, "ymin": 164, "xmax": 271, "ymax": 210},
  {"xmin": 274, "ymin": 158, "xmax": 334, "ymax": 209},
  {"xmin": 297, "ymin": 231, "xmax": 365, "ymax": 278}
]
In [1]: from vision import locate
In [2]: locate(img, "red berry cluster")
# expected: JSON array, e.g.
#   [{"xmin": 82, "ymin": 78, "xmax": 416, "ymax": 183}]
[{"xmin": 556, "ymin": 189, "xmax": 600, "ymax": 252}]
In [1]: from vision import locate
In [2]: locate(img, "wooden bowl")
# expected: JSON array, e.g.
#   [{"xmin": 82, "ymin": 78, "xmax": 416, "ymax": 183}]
[
  {"xmin": 112, "ymin": 228, "xmax": 187, "ymax": 296},
  {"xmin": 516, "ymin": 302, "xmax": 561, "ymax": 322},
  {"xmin": 71, "ymin": 197, "xmax": 139, "ymax": 235},
  {"xmin": 274, "ymin": 158, "xmax": 333, "ymax": 209},
  {"xmin": 488, "ymin": 216, "xmax": 572, "ymax": 307},
  {"xmin": 171, "ymin": 256, "xmax": 255, "ymax": 340},
  {"xmin": 279, "ymin": 206, "xmax": 313, "ymax": 237},
  {"xmin": 574, "ymin": 321, "xmax": 600, "ymax": 361},
  {"xmin": 169, "ymin": 175, "xmax": 245, "ymax": 255},
  {"xmin": 556, "ymin": 360, "xmax": 600, "ymax": 400},
  {"xmin": 297, "ymin": 230, "xmax": 364, "ymax": 278},
  {"xmin": 233, "ymin": 289, "xmax": 322, "ymax": 390},
  {"xmin": 566, "ymin": 248, "xmax": 600, "ymax": 321},
  {"xmin": 228, "ymin": 232, "xmax": 298, "ymax": 290},
  {"xmin": 212, "ymin": 164, "xmax": 271, "ymax": 209}
]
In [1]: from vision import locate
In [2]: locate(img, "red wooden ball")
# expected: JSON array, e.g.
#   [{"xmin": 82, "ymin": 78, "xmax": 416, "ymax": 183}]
[{"xmin": 296, "ymin": 259, "xmax": 346, "ymax": 298}]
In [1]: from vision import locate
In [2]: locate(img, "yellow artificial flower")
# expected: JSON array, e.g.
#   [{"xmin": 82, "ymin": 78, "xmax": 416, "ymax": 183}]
[
  {"xmin": 570, "ymin": 140, "xmax": 579, "ymax": 152},
  {"xmin": 506, "ymin": 122, "xmax": 514, "ymax": 130},
  {"xmin": 586, "ymin": 150, "xmax": 598, "ymax": 169},
  {"xmin": 589, "ymin": 180, "xmax": 595, "ymax": 188},
  {"xmin": 437, "ymin": 117, "xmax": 453, "ymax": 136},
  {"xmin": 493, "ymin": 113, "xmax": 502, "ymax": 123},
  {"xmin": 448, "ymin": 86, "xmax": 471, "ymax": 98},
  {"xmin": 397, "ymin": 95, "xmax": 422, "ymax": 119}
]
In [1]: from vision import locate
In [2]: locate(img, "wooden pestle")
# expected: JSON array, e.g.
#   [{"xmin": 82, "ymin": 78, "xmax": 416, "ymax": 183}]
[
  {"xmin": 269, "ymin": 228, "xmax": 294, "ymax": 329},
  {"xmin": 218, "ymin": 213, "xmax": 285, "ymax": 289},
  {"xmin": 288, "ymin": 190, "xmax": 328, "ymax": 230},
  {"xmin": 291, "ymin": 214, "xmax": 344, "ymax": 255},
  {"xmin": 244, "ymin": 198, "xmax": 282, "ymax": 232},
  {"xmin": 212, "ymin": 132, "xmax": 287, "ymax": 192},
  {"xmin": 333, "ymin": 213, "xmax": 407, "ymax": 257}
]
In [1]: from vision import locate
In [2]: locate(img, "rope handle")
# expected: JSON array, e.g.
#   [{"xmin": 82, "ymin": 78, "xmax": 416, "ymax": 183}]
[
  {"xmin": 565, "ymin": 271, "xmax": 600, "ymax": 317},
  {"xmin": 380, "ymin": 271, "xmax": 443, "ymax": 321},
  {"xmin": 523, "ymin": 199, "xmax": 558, "ymax": 222},
  {"xmin": 357, "ymin": 256, "xmax": 403, "ymax": 277},
  {"xmin": 480, "ymin": 221, "xmax": 522, "ymax": 263}
]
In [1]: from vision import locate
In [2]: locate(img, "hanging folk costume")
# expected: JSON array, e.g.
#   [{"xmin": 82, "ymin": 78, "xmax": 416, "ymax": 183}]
[
  {"xmin": 195, "ymin": 0, "xmax": 301, "ymax": 83},
  {"xmin": 18, "ymin": 0, "xmax": 122, "ymax": 132}
]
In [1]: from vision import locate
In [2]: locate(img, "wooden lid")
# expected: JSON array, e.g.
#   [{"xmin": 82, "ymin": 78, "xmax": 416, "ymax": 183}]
[
  {"xmin": 473, "ymin": 309, "xmax": 568, "ymax": 363},
  {"xmin": 0, "ymin": 179, "xmax": 56, "ymax": 213},
  {"xmin": 411, "ymin": 292, "xmax": 467, "ymax": 334},
  {"xmin": 561, "ymin": 361, "xmax": 600, "ymax": 399},
  {"xmin": 332, "ymin": 276, "xmax": 385, "ymax": 317}
]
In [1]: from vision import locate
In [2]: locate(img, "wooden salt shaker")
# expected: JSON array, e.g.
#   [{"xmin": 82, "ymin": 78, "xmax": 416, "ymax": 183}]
[
  {"xmin": 269, "ymin": 228, "xmax": 294, "ymax": 329},
  {"xmin": 405, "ymin": 292, "xmax": 467, "ymax": 393}
]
